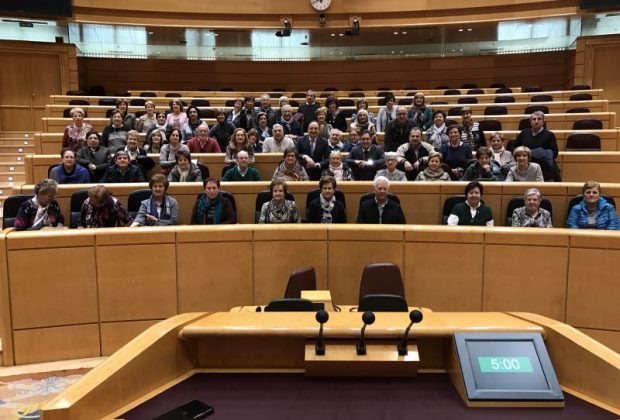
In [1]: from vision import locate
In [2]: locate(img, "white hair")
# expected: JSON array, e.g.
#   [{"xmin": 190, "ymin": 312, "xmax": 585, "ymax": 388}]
[{"xmin": 373, "ymin": 176, "xmax": 390, "ymax": 189}]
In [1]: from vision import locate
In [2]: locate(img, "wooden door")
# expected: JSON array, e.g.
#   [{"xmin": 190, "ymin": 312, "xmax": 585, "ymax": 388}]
[{"xmin": 30, "ymin": 54, "xmax": 62, "ymax": 131}]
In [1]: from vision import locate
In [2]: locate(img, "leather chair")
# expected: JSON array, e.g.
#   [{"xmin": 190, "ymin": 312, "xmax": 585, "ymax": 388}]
[
  {"xmin": 284, "ymin": 266, "xmax": 317, "ymax": 298},
  {"xmin": 69, "ymin": 189, "xmax": 89, "ymax": 228},
  {"xmin": 442, "ymin": 195, "xmax": 467, "ymax": 224},
  {"xmin": 358, "ymin": 263, "xmax": 405, "ymax": 307},
  {"xmin": 572, "ymin": 119, "xmax": 603, "ymax": 130},
  {"xmin": 127, "ymin": 189, "xmax": 152, "ymax": 219},
  {"xmin": 358, "ymin": 294, "xmax": 408, "ymax": 312},
  {"xmin": 566, "ymin": 133, "xmax": 601, "ymax": 151},
  {"xmin": 2, "ymin": 194, "xmax": 31, "ymax": 229}
]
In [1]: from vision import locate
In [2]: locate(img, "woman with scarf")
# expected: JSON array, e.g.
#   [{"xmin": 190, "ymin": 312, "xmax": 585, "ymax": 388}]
[
  {"xmin": 49, "ymin": 148, "xmax": 90, "ymax": 184},
  {"xmin": 426, "ymin": 110, "xmax": 449, "ymax": 149},
  {"xmin": 226, "ymin": 98, "xmax": 245, "ymax": 128},
  {"xmin": 14, "ymin": 179, "xmax": 64, "ymax": 231},
  {"xmin": 321, "ymin": 151, "xmax": 353, "ymax": 181},
  {"xmin": 349, "ymin": 109, "xmax": 377, "ymax": 143},
  {"xmin": 316, "ymin": 107, "xmax": 332, "ymax": 139},
  {"xmin": 306, "ymin": 176, "xmax": 346, "ymax": 224},
  {"xmin": 439, "ymin": 125, "xmax": 473, "ymax": 180},
  {"xmin": 489, "ymin": 132, "xmax": 514, "ymax": 177},
  {"xmin": 168, "ymin": 150, "xmax": 203, "ymax": 183},
  {"xmin": 324, "ymin": 96, "xmax": 348, "ymax": 132},
  {"xmin": 131, "ymin": 174, "xmax": 178, "ymax": 226},
  {"xmin": 259, "ymin": 179, "xmax": 300, "ymax": 224},
  {"xmin": 180, "ymin": 106, "xmax": 204, "ymax": 143},
  {"xmin": 159, "ymin": 128, "xmax": 189, "ymax": 175},
  {"xmin": 62, "ymin": 107, "xmax": 92, "ymax": 152},
  {"xmin": 191, "ymin": 178, "xmax": 236, "ymax": 225},
  {"xmin": 101, "ymin": 109, "xmax": 128, "ymax": 150},
  {"xmin": 272, "ymin": 147, "xmax": 309, "ymax": 181},
  {"xmin": 415, "ymin": 151, "xmax": 451, "ymax": 181},
  {"xmin": 408, "ymin": 92, "xmax": 433, "ymax": 131}
]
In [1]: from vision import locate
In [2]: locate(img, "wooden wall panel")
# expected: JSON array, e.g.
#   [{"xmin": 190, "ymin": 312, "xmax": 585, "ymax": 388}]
[{"xmin": 100, "ymin": 320, "xmax": 160, "ymax": 356}]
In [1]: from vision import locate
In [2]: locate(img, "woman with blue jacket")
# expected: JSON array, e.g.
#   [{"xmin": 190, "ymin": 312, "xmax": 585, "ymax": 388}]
[{"xmin": 566, "ymin": 181, "xmax": 620, "ymax": 230}]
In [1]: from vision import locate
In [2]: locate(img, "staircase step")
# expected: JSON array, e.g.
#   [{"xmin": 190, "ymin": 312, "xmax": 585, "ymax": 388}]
[{"xmin": 0, "ymin": 144, "xmax": 34, "ymax": 154}]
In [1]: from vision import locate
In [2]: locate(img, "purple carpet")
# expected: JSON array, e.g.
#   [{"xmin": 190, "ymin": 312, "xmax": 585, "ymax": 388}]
[{"xmin": 121, "ymin": 373, "xmax": 616, "ymax": 419}]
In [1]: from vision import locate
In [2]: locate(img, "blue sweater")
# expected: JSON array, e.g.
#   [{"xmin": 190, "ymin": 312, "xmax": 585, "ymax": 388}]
[{"xmin": 566, "ymin": 197, "xmax": 620, "ymax": 230}]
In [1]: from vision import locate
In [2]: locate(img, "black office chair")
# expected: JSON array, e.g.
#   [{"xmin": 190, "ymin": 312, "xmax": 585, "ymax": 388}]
[
  {"xmin": 358, "ymin": 263, "xmax": 405, "ymax": 308},
  {"xmin": 494, "ymin": 95, "xmax": 515, "ymax": 103},
  {"xmin": 478, "ymin": 120, "xmax": 502, "ymax": 132},
  {"xmin": 191, "ymin": 99, "xmax": 211, "ymax": 107},
  {"xmin": 490, "ymin": 83, "xmax": 507, "ymax": 89},
  {"xmin": 441, "ymin": 196, "xmax": 467, "ymax": 224},
  {"xmin": 530, "ymin": 94, "xmax": 553, "ymax": 103},
  {"xmin": 495, "ymin": 87, "xmax": 513, "ymax": 94},
  {"xmin": 457, "ymin": 96, "xmax": 478, "ymax": 104},
  {"xmin": 572, "ymin": 119, "xmax": 603, "ymax": 130},
  {"xmin": 127, "ymin": 189, "xmax": 152, "ymax": 219},
  {"xmin": 98, "ymin": 98, "xmax": 117, "ymax": 106},
  {"xmin": 348, "ymin": 91, "xmax": 366, "ymax": 98},
  {"xmin": 524, "ymin": 105, "xmax": 549, "ymax": 115},
  {"xmin": 462, "ymin": 83, "xmax": 478, "ymax": 89},
  {"xmin": 164, "ymin": 92, "xmax": 182, "ymax": 98},
  {"xmin": 337, "ymin": 99, "xmax": 354, "ymax": 107},
  {"xmin": 358, "ymin": 294, "xmax": 408, "ymax": 312},
  {"xmin": 2, "ymin": 194, "xmax": 31, "ymax": 229},
  {"xmin": 398, "ymin": 98, "xmax": 414, "ymax": 106},
  {"xmin": 255, "ymin": 190, "xmax": 295, "ymax": 223},
  {"xmin": 69, "ymin": 99, "xmax": 90, "ymax": 106},
  {"xmin": 129, "ymin": 98, "xmax": 146, "ymax": 106},
  {"xmin": 199, "ymin": 109, "xmax": 216, "ymax": 119},
  {"xmin": 139, "ymin": 91, "xmax": 157, "ymax": 97},
  {"xmin": 264, "ymin": 298, "xmax": 317, "ymax": 312},
  {"xmin": 443, "ymin": 89, "xmax": 461, "ymax": 95},
  {"xmin": 565, "ymin": 134, "xmax": 601, "ymax": 151},
  {"xmin": 484, "ymin": 106, "xmax": 507, "ymax": 116},
  {"xmin": 523, "ymin": 86, "xmax": 543, "ymax": 93},
  {"xmin": 196, "ymin": 162, "xmax": 210, "ymax": 180},
  {"xmin": 69, "ymin": 189, "xmax": 89, "ymax": 228},
  {"xmin": 565, "ymin": 107, "xmax": 590, "ymax": 114},
  {"xmin": 569, "ymin": 93, "xmax": 592, "ymax": 101},
  {"xmin": 570, "ymin": 84, "xmax": 591, "ymax": 90},
  {"xmin": 466, "ymin": 88, "xmax": 484, "ymax": 95},
  {"xmin": 505, "ymin": 197, "xmax": 553, "ymax": 226},
  {"xmin": 448, "ymin": 107, "xmax": 463, "ymax": 117}
]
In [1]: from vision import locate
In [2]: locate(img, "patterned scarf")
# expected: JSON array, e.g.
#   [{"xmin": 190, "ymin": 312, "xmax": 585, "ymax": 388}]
[
  {"xmin": 196, "ymin": 192, "xmax": 222, "ymax": 224},
  {"xmin": 319, "ymin": 195, "xmax": 335, "ymax": 224}
]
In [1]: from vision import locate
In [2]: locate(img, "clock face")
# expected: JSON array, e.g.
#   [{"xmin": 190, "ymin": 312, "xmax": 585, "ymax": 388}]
[{"xmin": 311, "ymin": 0, "xmax": 332, "ymax": 11}]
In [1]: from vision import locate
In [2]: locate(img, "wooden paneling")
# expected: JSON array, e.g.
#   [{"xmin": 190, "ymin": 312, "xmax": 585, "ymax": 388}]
[{"xmin": 100, "ymin": 320, "xmax": 160, "ymax": 355}]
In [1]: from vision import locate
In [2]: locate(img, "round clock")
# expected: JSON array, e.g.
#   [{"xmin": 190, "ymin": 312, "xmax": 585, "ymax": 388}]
[{"xmin": 311, "ymin": 0, "xmax": 332, "ymax": 11}]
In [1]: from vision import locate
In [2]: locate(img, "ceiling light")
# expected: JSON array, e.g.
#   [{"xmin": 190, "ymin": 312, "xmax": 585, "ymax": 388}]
[
  {"xmin": 393, "ymin": 31, "xmax": 399, "ymax": 35},
  {"xmin": 458, "ymin": 29, "xmax": 464, "ymax": 32},
  {"xmin": 148, "ymin": 31, "xmax": 153, "ymax": 35},
  {"xmin": 467, "ymin": 28, "xmax": 472, "ymax": 31},
  {"xmin": 330, "ymin": 33, "xmax": 335, "ymax": 36},
  {"xmin": 401, "ymin": 31, "xmax": 407, "ymax": 34}
]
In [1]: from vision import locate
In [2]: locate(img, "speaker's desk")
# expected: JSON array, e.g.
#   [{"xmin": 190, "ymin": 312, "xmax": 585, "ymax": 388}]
[{"xmin": 41, "ymin": 311, "xmax": 620, "ymax": 419}]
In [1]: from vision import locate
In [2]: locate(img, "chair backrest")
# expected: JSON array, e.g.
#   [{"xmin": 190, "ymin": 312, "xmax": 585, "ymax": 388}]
[
  {"xmin": 569, "ymin": 93, "xmax": 593, "ymax": 101},
  {"xmin": 140, "ymin": 91, "xmax": 157, "ymax": 97},
  {"xmin": 191, "ymin": 99, "xmax": 211, "ymax": 107},
  {"xmin": 478, "ymin": 119, "xmax": 502, "ymax": 132},
  {"xmin": 70, "ymin": 189, "xmax": 90, "ymax": 228},
  {"xmin": 494, "ymin": 95, "xmax": 515, "ymax": 103},
  {"xmin": 467, "ymin": 88, "xmax": 484, "ymax": 95},
  {"xmin": 2, "ymin": 194, "xmax": 32, "ymax": 229},
  {"xmin": 359, "ymin": 192, "xmax": 399, "ymax": 206},
  {"xmin": 66, "ymin": 90, "xmax": 86, "ymax": 96},
  {"xmin": 319, "ymin": 93, "xmax": 331, "ymax": 98},
  {"xmin": 358, "ymin": 294, "xmax": 408, "ymax": 312},
  {"xmin": 566, "ymin": 133, "xmax": 601, "ymax": 151},
  {"xmin": 291, "ymin": 92, "xmax": 306, "ymax": 98},
  {"xmin": 442, "ymin": 195, "xmax": 466, "ymax": 224},
  {"xmin": 435, "ymin": 85, "xmax": 450, "ymax": 90},
  {"xmin": 63, "ymin": 108, "xmax": 72, "ymax": 118},
  {"xmin": 457, "ymin": 96, "xmax": 477, "ymax": 104},
  {"xmin": 135, "ymin": 110, "xmax": 146, "ymax": 118},
  {"xmin": 523, "ymin": 85, "xmax": 543, "ymax": 92},
  {"xmin": 484, "ymin": 106, "xmax": 507, "ymax": 115},
  {"xmin": 255, "ymin": 190, "xmax": 295, "ymax": 222},
  {"xmin": 48, "ymin": 164, "xmax": 59, "ymax": 177},
  {"xmin": 221, "ymin": 191, "xmax": 237, "ymax": 221},
  {"xmin": 462, "ymin": 83, "xmax": 477, "ymax": 89},
  {"xmin": 284, "ymin": 266, "xmax": 317, "ymax": 298},
  {"xmin": 348, "ymin": 91, "xmax": 365, "ymax": 98},
  {"xmin": 224, "ymin": 99, "xmax": 235, "ymax": 107},
  {"xmin": 105, "ymin": 108, "xmax": 116, "ymax": 118},
  {"xmin": 164, "ymin": 92, "xmax": 182, "ymax": 98},
  {"xmin": 89, "ymin": 85, "xmax": 106, "ymax": 96},
  {"xmin": 495, "ymin": 87, "xmax": 513, "ymax": 94},
  {"xmin": 69, "ymin": 99, "xmax": 90, "ymax": 106},
  {"xmin": 337, "ymin": 99, "xmax": 354, "ymax": 107},
  {"xmin": 505, "ymin": 197, "xmax": 553, "ymax": 226},
  {"xmin": 264, "ymin": 298, "xmax": 316, "ymax": 312},
  {"xmin": 524, "ymin": 105, "xmax": 549, "ymax": 115},
  {"xmin": 98, "ymin": 98, "xmax": 117, "ymax": 106},
  {"xmin": 568, "ymin": 195, "xmax": 616, "ymax": 218},
  {"xmin": 530, "ymin": 94, "xmax": 553, "ymax": 102},
  {"xmin": 572, "ymin": 119, "xmax": 603, "ymax": 130},
  {"xmin": 443, "ymin": 89, "xmax": 461, "ymax": 95},
  {"xmin": 199, "ymin": 109, "xmax": 216, "ymax": 119},
  {"xmin": 127, "ymin": 189, "xmax": 152, "ymax": 217},
  {"xmin": 430, "ymin": 101, "xmax": 448, "ymax": 105},
  {"xmin": 398, "ymin": 98, "xmax": 413, "ymax": 106},
  {"xmin": 518, "ymin": 118, "xmax": 531, "ymax": 131},
  {"xmin": 358, "ymin": 263, "xmax": 405, "ymax": 306},
  {"xmin": 565, "ymin": 107, "xmax": 590, "ymax": 114},
  {"xmin": 129, "ymin": 98, "xmax": 145, "ymax": 106},
  {"xmin": 196, "ymin": 162, "xmax": 210, "ymax": 180},
  {"xmin": 571, "ymin": 84, "xmax": 591, "ymax": 90},
  {"xmin": 490, "ymin": 83, "xmax": 507, "ymax": 89},
  {"xmin": 448, "ymin": 107, "xmax": 463, "ymax": 116}
]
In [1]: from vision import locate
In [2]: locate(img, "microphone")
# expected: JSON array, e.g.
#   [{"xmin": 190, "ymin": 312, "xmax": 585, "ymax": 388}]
[
  {"xmin": 356, "ymin": 311, "xmax": 375, "ymax": 356},
  {"xmin": 315, "ymin": 310, "xmax": 329, "ymax": 356},
  {"xmin": 397, "ymin": 309, "xmax": 423, "ymax": 356}
]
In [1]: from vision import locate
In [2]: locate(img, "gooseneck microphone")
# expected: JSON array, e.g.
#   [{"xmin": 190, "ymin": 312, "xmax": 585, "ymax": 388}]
[
  {"xmin": 397, "ymin": 309, "xmax": 423, "ymax": 356},
  {"xmin": 315, "ymin": 310, "xmax": 329, "ymax": 356},
  {"xmin": 356, "ymin": 311, "xmax": 375, "ymax": 356}
]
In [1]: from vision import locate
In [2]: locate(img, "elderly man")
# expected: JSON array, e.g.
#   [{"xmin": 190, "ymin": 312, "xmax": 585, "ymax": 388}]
[
  {"xmin": 263, "ymin": 124, "xmax": 295, "ymax": 153},
  {"xmin": 356, "ymin": 176, "xmax": 406, "ymax": 224},
  {"xmin": 384, "ymin": 106, "xmax": 416, "ymax": 152},
  {"xmin": 187, "ymin": 123, "xmax": 222, "ymax": 154},
  {"xmin": 221, "ymin": 150, "xmax": 262, "ymax": 182},
  {"xmin": 297, "ymin": 89, "xmax": 320, "ymax": 132},
  {"xmin": 296, "ymin": 120, "xmax": 330, "ymax": 180},
  {"xmin": 279, "ymin": 104, "xmax": 303, "ymax": 139},
  {"xmin": 396, "ymin": 127, "xmax": 434, "ymax": 180},
  {"xmin": 459, "ymin": 106, "xmax": 486, "ymax": 151},
  {"xmin": 346, "ymin": 130, "xmax": 386, "ymax": 180},
  {"xmin": 512, "ymin": 111, "xmax": 561, "ymax": 181},
  {"xmin": 254, "ymin": 93, "xmax": 277, "ymax": 127},
  {"xmin": 328, "ymin": 129, "xmax": 344, "ymax": 152},
  {"xmin": 100, "ymin": 150, "xmax": 145, "ymax": 183},
  {"xmin": 511, "ymin": 188, "xmax": 553, "ymax": 228}
]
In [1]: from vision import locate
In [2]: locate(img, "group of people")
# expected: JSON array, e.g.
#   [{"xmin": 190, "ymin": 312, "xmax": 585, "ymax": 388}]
[{"xmin": 13, "ymin": 176, "xmax": 619, "ymax": 231}]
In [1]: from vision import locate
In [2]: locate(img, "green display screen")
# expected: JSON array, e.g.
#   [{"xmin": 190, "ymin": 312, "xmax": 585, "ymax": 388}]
[{"xmin": 478, "ymin": 357, "xmax": 533, "ymax": 373}]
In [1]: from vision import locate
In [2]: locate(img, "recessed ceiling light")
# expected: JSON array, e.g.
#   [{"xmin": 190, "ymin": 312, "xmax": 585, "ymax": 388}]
[
  {"xmin": 339, "ymin": 33, "xmax": 344, "ymax": 36},
  {"xmin": 399, "ymin": 50, "xmax": 403, "ymax": 53},
  {"xmin": 393, "ymin": 31, "xmax": 399, "ymax": 35},
  {"xmin": 330, "ymin": 33, "xmax": 335, "ymax": 36},
  {"xmin": 458, "ymin": 29, "xmax": 464, "ymax": 32},
  {"xmin": 401, "ymin": 31, "xmax": 407, "ymax": 34},
  {"xmin": 214, "ymin": 33, "xmax": 219, "ymax": 36},
  {"xmin": 467, "ymin": 28, "xmax": 472, "ymax": 31},
  {"xmin": 391, "ymin": 50, "xmax": 395, "ymax": 54},
  {"xmin": 148, "ymin": 31, "xmax": 154, "ymax": 35}
]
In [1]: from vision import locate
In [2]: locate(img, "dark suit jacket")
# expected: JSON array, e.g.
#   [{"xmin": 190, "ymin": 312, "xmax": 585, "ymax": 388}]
[
  {"xmin": 280, "ymin": 118, "xmax": 303, "ymax": 137},
  {"xmin": 345, "ymin": 144, "xmax": 386, "ymax": 180},
  {"xmin": 296, "ymin": 135, "xmax": 331, "ymax": 180},
  {"xmin": 356, "ymin": 198, "xmax": 406, "ymax": 224},
  {"xmin": 306, "ymin": 198, "xmax": 347, "ymax": 223}
]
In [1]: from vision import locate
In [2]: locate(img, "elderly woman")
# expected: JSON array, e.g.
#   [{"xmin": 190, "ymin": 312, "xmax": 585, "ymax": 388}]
[
  {"xmin": 116, "ymin": 98, "xmax": 136, "ymax": 130},
  {"xmin": 489, "ymin": 132, "xmax": 514, "ymax": 169},
  {"xmin": 168, "ymin": 150, "xmax": 203, "ymax": 183},
  {"xmin": 321, "ymin": 151, "xmax": 353, "ymax": 181},
  {"xmin": 408, "ymin": 92, "xmax": 433, "ymax": 131},
  {"xmin": 101, "ymin": 150, "xmax": 145, "ymax": 183},
  {"xmin": 136, "ymin": 100, "xmax": 157, "ymax": 133},
  {"xmin": 159, "ymin": 128, "xmax": 189, "ymax": 174},
  {"xmin": 447, "ymin": 181, "xmax": 494, "ymax": 226},
  {"xmin": 426, "ymin": 110, "xmax": 449, "ymax": 149},
  {"xmin": 14, "ymin": 179, "xmax": 64, "ymax": 231},
  {"xmin": 349, "ymin": 109, "xmax": 377, "ymax": 143},
  {"xmin": 511, "ymin": 188, "xmax": 552, "ymax": 228},
  {"xmin": 191, "ymin": 178, "xmax": 235, "ymax": 225},
  {"xmin": 144, "ymin": 129, "xmax": 165, "ymax": 154},
  {"xmin": 376, "ymin": 94, "xmax": 397, "ymax": 132},
  {"xmin": 131, "ymin": 174, "xmax": 178, "ymax": 227},
  {"xmin": 79, "ymin": 185, "xmax": 131, "ymax": 228},
  {"xmin": 226, "ymin": 98, "xmax": 245, "ymax": 127},
  {"xmin": 165, "ymin": 99, "xmax": 188, "ymax": 130},
  {"xmin": 101, "ymin": 109, "xmax": 128, "ymax": 150},
  {"xmin": 351, "ymin": 99, "xmax": 376, "ymax": 125},
  {"xmin": 567, "ymin": 181, "xmax": 620, "ymax": 230},
  {"xmin": 415, "ymin": 151, "xmax": 451, "ymax": 181},
  {"xmin": 375, "ymin": 152, "xmax": 407, "ymax": 181},
  {"xmin": 259, "ymin": 179, "xmax": 301, "ymax": 224},
  {"xmin": 306, "ymin": 176, "xmax": 346, "ymax": 224},
  {"xmin": 272, "ymin": 147, "xmax": 309, "ymax": 181},
  {"xmin": 146, "ymin": 111, "xmax": 168, "ymax": 140},
  {"xmin": 315, "ymin": 107, "xmax": 332, "ymax": 139},
  {"xmin": 62, "ymin": 107, "xmax": 92, "ymax": 151},
  {"xmin": 49, "ymin": 148, "xmax": 90, "ymax": 184},
  {"xmin": 180, "ymin": 106, "xmax": 204, "ymax": 143},
  {"xmin": 463, "ymin": 146, "xmax": 502, "ymax": 181},
  {"xmin": 439, "ymin": 125, "xmax": 473, "ymax": 180},
  {"xmin": 77, "ymin": 130, "xmax": 110, "ymax": 183},
  {"xmin": 325, "ymin": 96, "xmax": 348, "ymax": 131},
  {"xmin": 225, "ymin": 128, "xmax": 254, "ymax": 168},
  {"xmin": 255, "ymin": 112, "xmax": 272, "ymax": 141},
  {"xmin": 505, "ymin": 146, "xmax": 544, "ymax": 182}
]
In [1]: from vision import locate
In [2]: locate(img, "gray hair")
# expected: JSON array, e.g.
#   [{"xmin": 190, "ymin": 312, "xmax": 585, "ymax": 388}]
[
  {"xmin": 272, "ymin": 123, "xmax": 283, "ymax": 131},
  {"xmin": 385, "ymin": 152, "xmax": 398, "ymax": 160},
  {"xmin": 34, "ymin": 178, "xmax": 58, "ymax": 196},
  {"xmin": 373, "ymin": 175, "xmax": 390, "ymax": 189},
  {"xmin": 330, "ymin": 128, "xmax": 342, "ymax": 136},
  {"xmin": 531, "ymin": 110, "xmax": 545, "ymax": 119},
  {"xmin": 523, "ymin": 188, "xmax": 541, "ymax": 200},
  {"xmin": 281, "ymin": 104, "xmax": 292, "ymax": 113}
]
